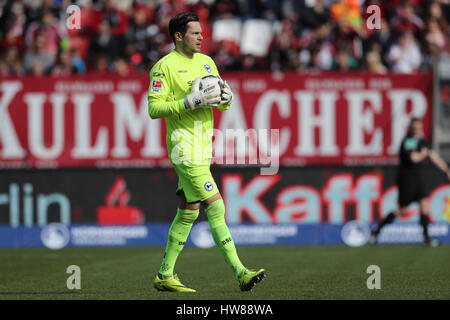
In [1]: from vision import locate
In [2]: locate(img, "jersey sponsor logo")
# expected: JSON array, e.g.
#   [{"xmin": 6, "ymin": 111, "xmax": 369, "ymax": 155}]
[
  {"xmin": 152, "ymin": 71, "xmax": 165, "ymax": 78},
  {"xmin": 204, "ymin": 64, "xmax": 212, "ymax": 73},
  {"xmin": 151, "ymin": 80, "xmax": 162, "ymax": 93},
  {"xmin": 178, "ymin": 70, "xmax": 188, "ymax": 73},
  {"xmin": 204, "ymin": 181, "xmax": 214, "ymax": 191}
]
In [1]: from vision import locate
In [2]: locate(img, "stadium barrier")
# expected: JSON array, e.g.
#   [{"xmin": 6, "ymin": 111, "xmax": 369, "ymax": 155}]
[
  {"xmin": 1, "ymin": 72, "xmax": 445, "ymax": 248},
  {"xmin": 0, "ymin": 72, "xmax": 433, "ymax": 168},
  {"xmin": 0, "ymin": 166, "xmax": 449, "ymax": 248}
]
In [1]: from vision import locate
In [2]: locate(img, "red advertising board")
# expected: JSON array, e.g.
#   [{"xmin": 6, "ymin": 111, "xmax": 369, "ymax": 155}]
[{"xmin": 0, "ymin": 73, "xmax": 432, "ymax": 168}]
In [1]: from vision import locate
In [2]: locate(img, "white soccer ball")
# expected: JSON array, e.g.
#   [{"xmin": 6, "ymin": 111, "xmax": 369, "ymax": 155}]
[{"xmin": 199, "ymin": 75, "xmax": 222, "ymax": 97}]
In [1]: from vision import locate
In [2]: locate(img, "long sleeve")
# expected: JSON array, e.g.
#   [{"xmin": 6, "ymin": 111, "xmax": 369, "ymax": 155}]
[
  {"xmin": 147, "ymin": 61, "xmax": 187, "ymax": 119},
  {"xmin": 148, "ymin": 96, "xmax": 185, "ymax": 119}
]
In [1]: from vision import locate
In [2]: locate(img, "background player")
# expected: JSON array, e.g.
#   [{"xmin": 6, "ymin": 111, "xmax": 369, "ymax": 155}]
[
  {"xmin": 370, "ymin": 117, "xmax": 450, "ymax": 246},
  {"xmin": 147, "ymin": 12, "xmax": 265, "ymax": 293}
]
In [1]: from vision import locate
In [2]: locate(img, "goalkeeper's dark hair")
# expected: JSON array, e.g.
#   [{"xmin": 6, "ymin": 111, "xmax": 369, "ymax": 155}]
[{"xmin": 169, "ymin": 12, "xmax": 200, "ymax": 44}]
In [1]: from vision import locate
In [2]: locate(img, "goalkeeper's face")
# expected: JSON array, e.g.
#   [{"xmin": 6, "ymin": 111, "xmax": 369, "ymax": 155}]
[{"xmin": 181, "ymin": 21, "xmax": 203, "ymax": 54}]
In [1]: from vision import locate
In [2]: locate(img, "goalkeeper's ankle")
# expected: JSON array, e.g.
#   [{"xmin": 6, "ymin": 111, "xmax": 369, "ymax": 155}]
[
  {"xmin": 236, "ymin": 267, "xmax": 246, "ymax": 280},
  {"xmin": 158, "ymin": 272, "xmax": 173, "ymax": 280}
]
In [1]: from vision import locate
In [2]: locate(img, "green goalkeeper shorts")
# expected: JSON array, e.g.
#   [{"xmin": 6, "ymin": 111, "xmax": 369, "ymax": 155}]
[{"xmin": 174, "ymin": 164, "xmax": 219, "ymax": 203}]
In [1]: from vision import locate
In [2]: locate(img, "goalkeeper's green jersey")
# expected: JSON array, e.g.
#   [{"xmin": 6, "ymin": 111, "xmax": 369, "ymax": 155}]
[{"xmin": 148, "ymin": 49, "xmax": 231, "ymax": 167}]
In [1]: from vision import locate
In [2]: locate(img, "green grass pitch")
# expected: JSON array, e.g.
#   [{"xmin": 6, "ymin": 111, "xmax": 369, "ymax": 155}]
[{"xmin": 1, "ymin": 245, "xmax": 449, "ymax": 300}]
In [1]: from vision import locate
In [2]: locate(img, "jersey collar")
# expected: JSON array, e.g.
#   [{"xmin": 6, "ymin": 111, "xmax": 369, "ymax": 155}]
[{"xmin": 172, "ymin": 49, "xmax": 197, "ymax": 62}]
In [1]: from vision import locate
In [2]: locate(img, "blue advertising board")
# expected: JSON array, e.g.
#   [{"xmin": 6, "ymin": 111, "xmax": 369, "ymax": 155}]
[{"xmin": 1, "ymin": 222, "xmax": 448, "ymax": 249}]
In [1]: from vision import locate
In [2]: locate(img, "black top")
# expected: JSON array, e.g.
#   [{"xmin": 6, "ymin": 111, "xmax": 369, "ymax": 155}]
[{"xmin": 398, "ymin": 134, "xmax": 430, "ymax": 174}]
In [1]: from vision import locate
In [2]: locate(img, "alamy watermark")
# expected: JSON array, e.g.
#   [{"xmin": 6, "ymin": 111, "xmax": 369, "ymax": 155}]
[
  {"xmin": 366, "ymin": 5, "xmax": 381, "ymax": 30},
  {"xmin": 366, "ymin": 265, "xmax": 381, "ymax": 290},
  {"xmin": 66, "ymin": 5, "xmax": 81, "ymax": 30},
  {"xmin": 170, "ymin": 121, "xmax": 280, "ymax": 175},
  {"xmin": 66, "ymin": 265, "xmax": 81, "ymax": 290}
]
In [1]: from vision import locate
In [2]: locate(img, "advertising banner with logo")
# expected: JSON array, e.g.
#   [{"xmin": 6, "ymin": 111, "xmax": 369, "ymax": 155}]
[
  {"xmin": 0, "ymin": 73, "xmax": 432, "ymax": 168},
  {"xmin": 0, "ymin": 166, "xmax": 449, "ymax": 248},
  {"xmin": 1, "ymin": 222, "xmax": 449, "ymax": 249}
]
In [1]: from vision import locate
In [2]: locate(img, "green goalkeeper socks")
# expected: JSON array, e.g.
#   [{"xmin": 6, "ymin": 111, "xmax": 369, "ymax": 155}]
[
  {"xmin": 158, "ymin": 208, "xmax": 199, "ymax": 278},
  {"xmin": 205, "ymin": 199, "xmax": 246, "ymax": 278}
]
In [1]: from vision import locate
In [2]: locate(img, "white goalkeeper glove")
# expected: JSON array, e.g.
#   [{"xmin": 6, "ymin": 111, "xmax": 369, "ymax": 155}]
[
  {"xmin": 183, "ymin": 77, "xmax": 221, "ymax": 109},
  {"xmin": 219, "ymin": 80, "xmax": 233, "ymax": 105}
]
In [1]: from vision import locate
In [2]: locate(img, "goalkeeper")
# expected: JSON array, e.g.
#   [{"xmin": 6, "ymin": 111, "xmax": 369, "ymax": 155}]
[{"xmin": 148, "ymin": 12, "xmax": 265, "ymax": 292}]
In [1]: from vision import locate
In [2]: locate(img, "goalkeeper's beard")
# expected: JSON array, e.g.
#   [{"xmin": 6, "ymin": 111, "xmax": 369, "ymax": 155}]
[{"xmin": 178, "ymin": 41, "xmax": 202, "ymax": 57}]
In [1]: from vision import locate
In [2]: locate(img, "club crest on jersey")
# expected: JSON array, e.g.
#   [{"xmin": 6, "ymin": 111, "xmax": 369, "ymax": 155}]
[
  {"xmin": 204, "ymin": 64, "xmax": 212, "ymax": 73},
  {"xmin": 204, "ymin": 181, "xmax": 214, "ymax": 192},
  {"xmin": 151, "ymin": 80, "xmax": 162, "ymax": 93}
]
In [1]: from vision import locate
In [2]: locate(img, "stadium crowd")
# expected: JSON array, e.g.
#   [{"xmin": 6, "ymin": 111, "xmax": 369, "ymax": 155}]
[{"xmin": 0, "ymin": 0, "xmax": 449, "ymax": 76}]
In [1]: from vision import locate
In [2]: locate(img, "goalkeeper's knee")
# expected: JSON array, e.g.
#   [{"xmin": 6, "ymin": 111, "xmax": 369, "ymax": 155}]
[
  {"xmin": 205, "ymin": 199, "xmax": 226, "ymax": 227},
  {"xmin": 175, "ymin": 208, "xmax": 199, "ymax": 226}
]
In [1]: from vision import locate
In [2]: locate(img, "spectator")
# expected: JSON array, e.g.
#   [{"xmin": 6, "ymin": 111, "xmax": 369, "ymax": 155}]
[
  {"xmin": 300, "ymin": 0, "xmax": 331, "ymax": 31},
  {"xmin": 155, "ymin": 0, "xmax": 189, "ymax": 41},
  {"xmin": 24, "ymin": 8, "xmax": 67, "ymax": 67},
  {"xmin": 312, "ymin": 22, "xmax": 334, "ymax": 70},
  {"xmin": 425, "ymin": 18, "xmax": 449, "ymax": 58},
  {"xmin": 4, "ymin": 46, "xmax": 24, "ymax": 75},
  {"xmin": 23, "ymin": 31, "xmax": 54, "ymax": 75},
  {"xmin": 332, "ymin": 45, "xmax": 359, "ymax": 71},
  {"xmin": 211, "ymin": 0, "xmax": 241, "ymax": 20},
  {"xmin": 0, "ymin": 0, "xmax": 448, "ymax": 75},
  {"xmin": 211, "ymin": 40, "xmax": 241, "ymax": 70},
  {"xmin": 244, "ymin": 0, "xmax": 281, "ymax": 21},
  {"xmin": 143, "ymin": 23, "xmax": 168, "ymax": 70},
  {"xmin": 0, "ymin": 60, "xmax": 11, "ymax": 76},
  {"xmin": 113, "ymin": 58, "xmax": 135, "ymax": 76},
  {"xmin": 366, "ymin": 42, "xmax": 388, "ymax": 74},
  {"xmin": 331, "ymin": 0, "xmax": 364, "ymax": 32},
  {"xmin": 331, "ymin": 0, "xmax": 364, "ymax": 60},
  {"xmin": 52, "ymin": 49, "xmax": 74, "ymax": 76},
  {"xmin": 92, "ymin": 0, "xmax": 129, "ymax": 36},
  {"xmin": 124, "ymin": 5, "xmax": 152, "ymax": 67},
  {"xmin": 71, "ymin": 48, "xmax": 87, "ymax": 74},
  {"xmin": 51, "ymin": 48, "xmax": 87, "ymax": 76},
  {"xmin": 386, "ymin": 31, "xmax": 423, "ymax": 73},
  {"xmin": 0, "ymin": 0, "xmax": 26, "ymax": 52},
  {"xmin": 426, "ymin": 0, "xmax": 449, "ymax": 34},
  {"xmin": 390, "ymin": 0, "xmax": 425, "ymax": 37},
  {"xmin": 364, "ymin": 18, "xmax": 394, "ymax": 66},
  {"xmin": 93, "ymin": 54, "xmax": 110, "ymax": 74},
  {"xmin": 239, "ymin": 53, "xmax": 265, "ymax": 70},
  {"xmin": 280, "ymin": 0, "xmax": 302, "ymax": 29},
  {"xmin": 88, "ymin": 19, "xmax": 121, "ymax": 68},
  {"xmin": 301, "ymin": 38, "xmax": 334, "ymax": 71},
  {"xmin": 23, "ymin": 0, "xmax": 60, "ymax": 26},
  {"xmin": 269, "ymin": 20, "xmax": 300, "ymax": 71}
]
